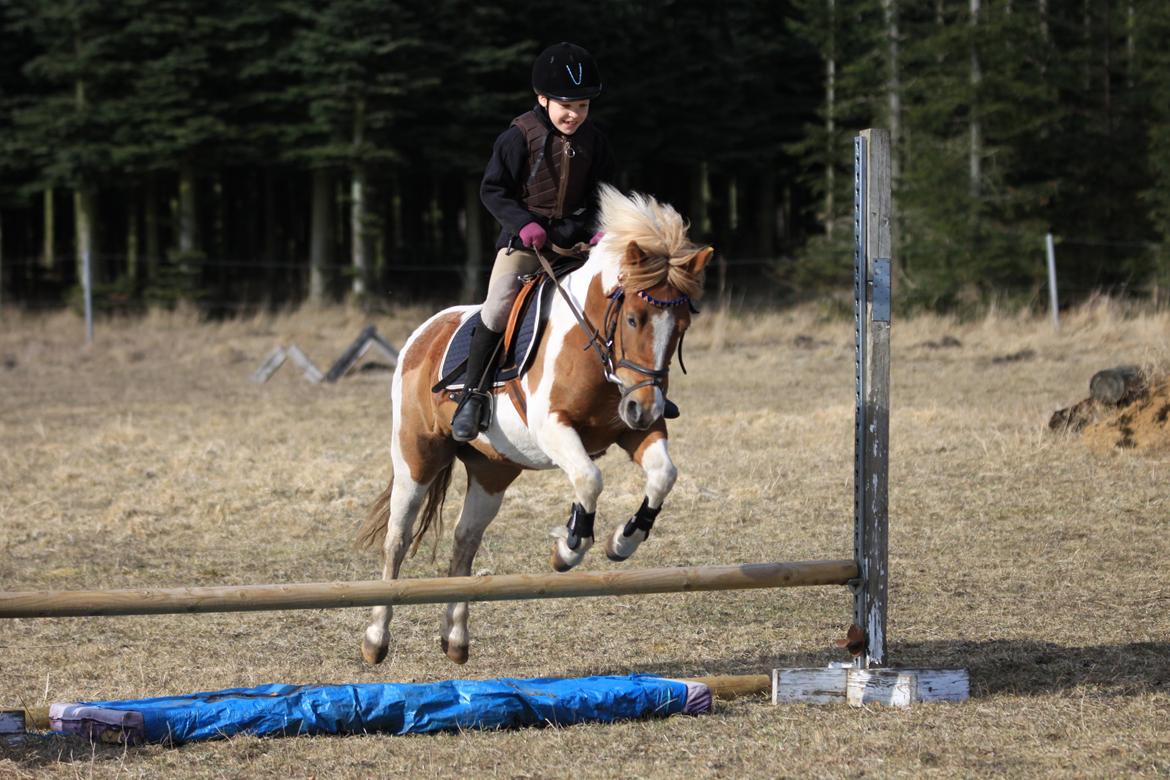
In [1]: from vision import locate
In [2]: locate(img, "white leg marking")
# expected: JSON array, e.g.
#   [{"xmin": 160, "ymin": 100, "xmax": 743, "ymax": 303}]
[
  {"xmin": 640, "ymin": 437, "xmax": 677, "ymax": 509},
  {"xmin": 609, "ymin": 437, "xmax": 676, "ymax": 561},
  {"xmin": 536, "ymin": 415, "xmax": 601, "ymax": 569},
  {"xmin": 538, "ymin": 417, "xmax": 603, "ymax": 512},
  {"xmin": 363, "ymin": 469, "xmax": 427, "ymax": 659}
]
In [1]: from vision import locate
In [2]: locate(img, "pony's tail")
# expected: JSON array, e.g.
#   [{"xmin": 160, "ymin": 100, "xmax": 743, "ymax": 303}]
[
  {"xmin": 355, "ymin": 462, "xmax": 455, "ymax": 561},
  {"xmin": 409, "ymin": 462, "xmax": 455, "ymax": 562},
  {"xmin": 356, "ymin": 477, "xmax": 395, "ymax": 552}
]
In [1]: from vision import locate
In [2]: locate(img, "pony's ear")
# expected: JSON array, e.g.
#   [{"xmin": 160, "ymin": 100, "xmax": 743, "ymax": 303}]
[
  {"xmin": 624, "ymin": 241, "xmax": 647, "ymax": 265},
  {"xmin": 687, "ymin": 246, "xmax": 714, "ymax": 275}
]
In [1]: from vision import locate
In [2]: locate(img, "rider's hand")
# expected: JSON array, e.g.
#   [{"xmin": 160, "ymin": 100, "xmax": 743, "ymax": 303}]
[{"xmin": 519, "ymin": 222, "xmax": 547, "ymax": 250}]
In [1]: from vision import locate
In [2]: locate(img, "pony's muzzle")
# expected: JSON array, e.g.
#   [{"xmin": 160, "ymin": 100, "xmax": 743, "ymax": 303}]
[{"xmin": 619, "ymin": 387, "xmax": 662, "ymax": 430}]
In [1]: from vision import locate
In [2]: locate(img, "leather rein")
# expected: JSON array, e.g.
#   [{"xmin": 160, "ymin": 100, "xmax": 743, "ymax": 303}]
[{"xmin": 534, "ymin": 246, "xmax": 691, "ymax": 402}]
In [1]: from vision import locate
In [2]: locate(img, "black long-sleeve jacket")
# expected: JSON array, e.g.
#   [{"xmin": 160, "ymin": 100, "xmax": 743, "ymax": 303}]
[{"xmin": 480, "ymin": 104, "xmax": 616, "ymax": 250}]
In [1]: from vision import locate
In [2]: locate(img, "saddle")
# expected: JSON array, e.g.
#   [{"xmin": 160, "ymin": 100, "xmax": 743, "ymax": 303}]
[{"xmin": 434, "ymin": 255, "xmax": 586, "ymax": 420}]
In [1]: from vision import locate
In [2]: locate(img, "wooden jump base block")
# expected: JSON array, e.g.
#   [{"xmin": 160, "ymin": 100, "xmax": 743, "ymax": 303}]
[{"xmin": 0, "ymin": 560, "xmax": 856, "ymax": 620}]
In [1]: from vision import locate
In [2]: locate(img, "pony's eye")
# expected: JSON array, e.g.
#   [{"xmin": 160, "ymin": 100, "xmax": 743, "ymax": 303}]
[{"xmin": 626, "ymin": 315, "xmax": 637, "ymax": 328}]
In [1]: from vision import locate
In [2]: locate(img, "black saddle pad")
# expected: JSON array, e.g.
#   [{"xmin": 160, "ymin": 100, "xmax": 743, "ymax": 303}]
[{"xmin": 438, "ymin": 279, "xmax": 554, "ymax": 391}]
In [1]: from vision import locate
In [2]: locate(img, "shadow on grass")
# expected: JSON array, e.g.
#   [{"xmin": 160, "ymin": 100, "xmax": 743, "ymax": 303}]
[
  {"xmin": 4, "ymin": 640, "xmax": 1167, "ymax": 766},
  {"xmin": 899, "ymin": 639, "xmax": 1170, "ymax": 698},
  {"xmin": 619, "ymin": 639, "xmax": 1170, "ymax": 699}
]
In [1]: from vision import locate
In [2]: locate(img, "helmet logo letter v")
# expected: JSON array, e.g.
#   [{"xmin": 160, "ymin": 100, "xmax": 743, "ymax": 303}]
[{"xmin": 566, "ymin": 63, "xmax": 583, "ymax": 86}]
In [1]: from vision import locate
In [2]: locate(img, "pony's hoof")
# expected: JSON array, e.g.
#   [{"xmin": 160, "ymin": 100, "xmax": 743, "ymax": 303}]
[
  {"xmin": 550, "ymin": 536, "xmax": 593, "ymax": 572},
  {"xmin": 605, "ymin": 525, "xmax": 647, "ymax": 562},
  {"xmin": 440, "ymin": 637, "xmax": 469, "ymax": 665},
  {"xmin": 361, "ymin": 633, "xmax": 389, "ymax": 666}
]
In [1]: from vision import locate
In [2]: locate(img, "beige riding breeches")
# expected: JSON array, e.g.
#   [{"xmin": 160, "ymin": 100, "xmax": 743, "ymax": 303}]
[{"xmin": 480, "ymin": 247, "xmax": 540, "ymax": 332}]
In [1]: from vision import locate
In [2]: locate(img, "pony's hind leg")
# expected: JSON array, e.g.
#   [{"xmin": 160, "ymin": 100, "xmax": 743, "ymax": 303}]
[
  {"xmin": 361, "ymin": 470, "xmax": 436, "ymax": 665},
  {"xmin": 440, "ymin": 455, "xmax": 520, "ymax": 664},
  {"xmin": 606, "ymin": 426, "xmax": 676, "ymax": 562}
]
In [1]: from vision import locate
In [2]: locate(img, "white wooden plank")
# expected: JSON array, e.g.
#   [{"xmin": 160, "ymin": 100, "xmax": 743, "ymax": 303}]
[
  {"xmin": 847, "ymin": 669, "xmax": 916, "ymax": 708},
  {"xmin": 250, "ymin": 346, "xmax": 287, "ymax": 383},
  {"xmin": 286, "ymin": 345, "xmax": 324, "ymax": 384},
  {"xmin": 771, "ymin": 667, "xmax": 968, "ymax": 707},
  {"xmin": 772, "ymin": 668, "xmax": 847, "ymax": 705},
  {"xmin": 903, "ymin": 668, "xmax": 969, "ymax": 703}
]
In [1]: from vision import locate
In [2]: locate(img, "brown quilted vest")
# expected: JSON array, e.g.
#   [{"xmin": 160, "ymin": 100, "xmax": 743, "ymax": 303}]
[{"xmin": 511, "ymin": 111, "xmax": 597, "ymax": 220}]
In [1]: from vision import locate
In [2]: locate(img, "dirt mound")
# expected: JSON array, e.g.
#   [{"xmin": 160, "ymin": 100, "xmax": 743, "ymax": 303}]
[{"xmin": 1080, "ymin": 379, "xmax": 1170, "ymax": 452}]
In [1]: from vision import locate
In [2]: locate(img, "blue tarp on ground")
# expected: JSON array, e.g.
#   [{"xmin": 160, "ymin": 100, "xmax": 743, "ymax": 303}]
[{"xmin": 50, "ymin": 675, "xmax": 710, "ymax": 744}]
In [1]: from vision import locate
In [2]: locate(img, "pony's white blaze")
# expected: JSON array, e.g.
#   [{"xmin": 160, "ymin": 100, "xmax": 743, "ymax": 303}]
[
  {"xmin": 648, "ymin": 308, "xmax": 676, "ymax": 418},
  {"xmin": 650, "ymin": 309, "xmax": 673, "ymax": 367}
]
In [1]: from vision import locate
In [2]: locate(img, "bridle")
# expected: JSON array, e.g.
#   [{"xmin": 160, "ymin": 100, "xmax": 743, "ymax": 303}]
[{"xmin": 535, "ymin": 247, "xmax": 692, "ymax": 403}]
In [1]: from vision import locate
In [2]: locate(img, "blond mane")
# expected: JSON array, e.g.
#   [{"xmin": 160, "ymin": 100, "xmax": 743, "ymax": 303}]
[{"xmin": 597, "ymin": 184, "xmax": 705, "ymax": 299}]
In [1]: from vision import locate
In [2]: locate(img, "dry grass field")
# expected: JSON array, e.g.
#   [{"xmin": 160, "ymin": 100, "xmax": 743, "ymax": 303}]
[{"xmin": 1, "ymin": 298, "xmax": 1168, "ymax": 778}]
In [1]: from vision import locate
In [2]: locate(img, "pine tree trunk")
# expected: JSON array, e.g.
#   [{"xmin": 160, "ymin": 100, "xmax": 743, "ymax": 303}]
[
  {"xmin": 263, "ymin": 170, "xmax": 279, "ymax": 295},
  {"xmin": 690, "ymin": 162, "xmax": 711, "ymax": 239},
  {"xmin": 351, "ymin": 166, "xmax": 367, "ymax": 297},
  {"xmin": 757, "ymin": 169, "xmax": 776, "ymax": 260},
  {"xmin": 177, "ymin": 160, "xmax": 198, "ymax": 254},
  {"xmin": 969, "ymin": 0, "xmax": 982, "ymax": 200},
  {"xmin": 144, "ymin": 173, "xmax": 160, "ymax": 285},
  {"xmin": 825, "ymin": 0, "xmax": 836, "ymax": 239},
  {"xmin": 309, "ymin": 168, "xmax": 332, "ymax": 304},
  {"xmin": 350, "ymin": 97, "xmax": 368, "ymax": 297},
  {"xmin": 0, "ymin": 208, "xmax": 5, "ymax": 314},
  {"xmin": 389, "ymin": 172, "xmax": 404, "ymax": 251},
  {"xmin": 42, "ymin": 188, "xmax": 55, "ymax": 271},
  {"xmin": 127, "ymin": 195, "xmax": 139, "ymax": 287},
  {"xmin": 461, "ymin": 176, "xmax": 483, "ymax": 303},
  {"xmin": 883, "ymin": 0, "xmax": 901, "ymax": 184},
  {"xmin": 74, "ymin": 186, "xmax": 96, "ymax": 323}
]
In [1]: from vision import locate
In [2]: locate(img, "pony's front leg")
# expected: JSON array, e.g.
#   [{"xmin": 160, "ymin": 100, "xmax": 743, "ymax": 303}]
[
  {"xmin": 607, "ymin": 425, "xmax": 676, "ymax": 562},
  {"xmin": 536, "ymin": 416, "xmax": 603, "ymax": 572}
]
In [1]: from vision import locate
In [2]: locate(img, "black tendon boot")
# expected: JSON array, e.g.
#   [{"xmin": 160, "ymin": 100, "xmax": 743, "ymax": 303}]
[{"xmin": 451, "ymin": 324, "xmax": 503, "ymax": 442}]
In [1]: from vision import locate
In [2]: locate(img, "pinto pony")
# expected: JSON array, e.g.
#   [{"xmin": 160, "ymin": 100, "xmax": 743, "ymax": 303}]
[{"xmin": 357, "ymin": 185, "xmax": 712, "ymax": 665}]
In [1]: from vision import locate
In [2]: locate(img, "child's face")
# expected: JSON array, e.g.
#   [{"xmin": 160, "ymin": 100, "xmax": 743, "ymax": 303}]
[{"xmin": 539, "ymin": 96, "xmax": 590, "ymax": 135}]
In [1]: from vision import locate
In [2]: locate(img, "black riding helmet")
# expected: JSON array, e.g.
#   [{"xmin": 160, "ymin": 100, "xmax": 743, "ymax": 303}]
[{"xmin": 532, "ymin": 42, "xmax": 602, "ymax": 101}]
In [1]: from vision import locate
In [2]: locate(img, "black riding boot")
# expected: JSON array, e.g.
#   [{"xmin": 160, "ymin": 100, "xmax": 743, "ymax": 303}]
[
  {"xmin": 451, "ymin": 324, "xmax": 502, "ymax": 442},
  {"xmin": 664, "ymin": 399, "xmax": 680, "ymax": 419}
]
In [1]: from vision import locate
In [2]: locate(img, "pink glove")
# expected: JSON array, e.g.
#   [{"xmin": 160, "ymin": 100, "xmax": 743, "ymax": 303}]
[
  {"xmin": 589, "ymin": 231, "xmax": 604, "ymax": 246},
  {"xmin": 519, "ymin": 222, "xmax": 547, "ymax": 250}
]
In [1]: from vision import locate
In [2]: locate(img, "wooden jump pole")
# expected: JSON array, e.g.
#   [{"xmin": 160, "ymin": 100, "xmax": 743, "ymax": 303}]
[{"xmin": 0, "ymin": 560, "xmax": 856, "ymax": 620}]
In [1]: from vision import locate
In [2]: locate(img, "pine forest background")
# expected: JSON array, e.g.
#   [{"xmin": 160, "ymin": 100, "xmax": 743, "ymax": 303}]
[{"xmin": 1, "ymin": 0, "xmax": 1168, "ymax": 315}]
